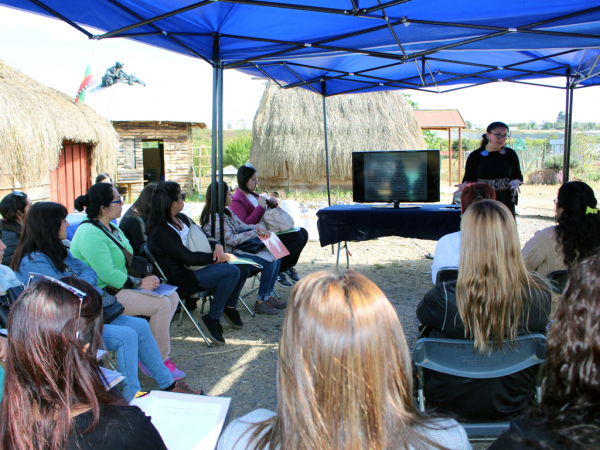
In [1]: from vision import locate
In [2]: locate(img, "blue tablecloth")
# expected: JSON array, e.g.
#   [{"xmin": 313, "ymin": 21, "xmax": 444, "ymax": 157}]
[{"xmin": 316, "ymin": 204, "xmax": 461, "ymax": 247}]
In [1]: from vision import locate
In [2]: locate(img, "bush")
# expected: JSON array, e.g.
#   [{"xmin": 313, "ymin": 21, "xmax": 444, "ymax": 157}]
[
  {"xmin": 223, "ymin": 135, "xmax": 252, "ymax": 168},
  {"xmin": 543, "ymin": 155, "xmax": 582, "ymax": 171}
]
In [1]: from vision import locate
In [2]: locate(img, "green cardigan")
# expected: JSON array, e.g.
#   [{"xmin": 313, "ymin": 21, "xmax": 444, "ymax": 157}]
[{"xmin": 71, "ymin": 219, "xmax": 134, "ymax": 289}]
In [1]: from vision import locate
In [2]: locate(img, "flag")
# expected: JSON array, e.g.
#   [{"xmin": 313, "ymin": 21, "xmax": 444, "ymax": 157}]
[{"xmin": 75, "ymin": 64, "xmax": 98, "ymax": 104}]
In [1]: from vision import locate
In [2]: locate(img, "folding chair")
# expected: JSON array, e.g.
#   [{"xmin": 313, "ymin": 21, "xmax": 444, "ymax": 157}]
[
  {"xmin": 142, "ymin": 245, "xmax": 214, "ymax": 348},
  {"xmin": 414, "ymin": 333, "xmax": 547, "ymax": 439},
  {"xmin": 435, "ymin": 267, "xmax": 459, "ymax": 284},
  {"xmin": 547, "ymin": 270, "xmax": 570, "ymax": 294}
]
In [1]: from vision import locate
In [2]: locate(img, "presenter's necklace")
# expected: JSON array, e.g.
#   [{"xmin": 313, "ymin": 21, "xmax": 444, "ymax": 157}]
[{"xmin": 481, "ymin": 146, "xmax": 506, "ymax": 156}]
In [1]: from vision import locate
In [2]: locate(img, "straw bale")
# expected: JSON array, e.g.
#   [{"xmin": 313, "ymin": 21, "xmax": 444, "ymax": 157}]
[
  {"xmin": 250, "ymin": 83, "xmax": 427, "ymax": 183},
  {"xmin": 0, "ymin": 59, "xmax": 118, "ymax": 186}
]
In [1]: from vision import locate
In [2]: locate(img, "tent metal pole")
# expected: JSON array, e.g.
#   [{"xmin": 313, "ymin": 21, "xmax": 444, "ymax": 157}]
[
  {"xmin": 322, "ymin": 81, "xmax": 333, "ymax": 254},
  {"xmin": 217, "ymin": 63, "xmax": 225, "ymax": 246},
  {"xmin": 210, "ymin": 35, "xmax": 219, "ymax": 238},
  {"xmin": 562, "ymin": 70, "xmax": 571, "ymax": 184}
]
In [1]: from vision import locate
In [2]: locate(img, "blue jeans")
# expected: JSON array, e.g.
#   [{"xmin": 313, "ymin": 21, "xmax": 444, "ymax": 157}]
[
  {"xmin": 194, "ymin": 264, "xmax": 243, "ymax": 320},
  {"xmin": 102, "ymin": 315, "xmax": 174, "ymax": 401},
  {"xmin": 235, "ymin": 255, "xmax": 281, "ymax": 300}
]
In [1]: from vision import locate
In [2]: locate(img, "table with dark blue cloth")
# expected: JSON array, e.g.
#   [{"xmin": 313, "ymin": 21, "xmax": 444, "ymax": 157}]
[{"xmin": 316, "ymin": 204, "xmax": 461, "ymax": 247}]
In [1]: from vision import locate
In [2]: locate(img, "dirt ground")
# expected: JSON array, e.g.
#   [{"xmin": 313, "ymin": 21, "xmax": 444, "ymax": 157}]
[{"xmin": 128, "ymin": 184, "xmax": 591, "ymax": 449}]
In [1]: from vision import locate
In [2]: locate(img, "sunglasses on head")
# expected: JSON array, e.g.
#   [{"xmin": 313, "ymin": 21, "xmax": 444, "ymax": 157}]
[
  {"xmin": 27, "ymin": 273, "xmax": 87, "ymax": 339},
  {"xmin": 12, "ymin": 191, "xmax": 25, "ymax": 198}
]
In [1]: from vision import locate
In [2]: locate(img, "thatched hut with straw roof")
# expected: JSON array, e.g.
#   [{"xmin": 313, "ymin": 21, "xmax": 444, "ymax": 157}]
[
  {"xmin": 250, "ymin": 83, "xmax": 427, "ymax": 192},
  {"xmin": 0, "ymin": 58, "xmax": 118, "ymax": 208}
]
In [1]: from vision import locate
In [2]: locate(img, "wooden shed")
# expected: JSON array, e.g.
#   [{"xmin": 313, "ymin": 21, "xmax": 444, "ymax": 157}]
[
  {"xmin": 0, "ymin": 59, "xmax": 119, "ymax": 209},
  {"xmin": 112, "ymin": 121, "xmax": 206, "ymax": 200}
]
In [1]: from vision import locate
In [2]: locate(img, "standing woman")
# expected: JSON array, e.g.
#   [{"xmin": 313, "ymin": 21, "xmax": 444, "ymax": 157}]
[
  {"xmin": 230, "ymin": 164, "xmax": 308, "ymax": 287},
  {"xmin": 0, "ymin": 191, "xmax": 31, "ymax": 266},
  {"xmin": 417, "ymin": 200, "xmax": 552, "ymax": 421},
  {"xmin": 460, "ymin": 122, "xmax": 523, "ymax": 216},
  {"xmin": 70, "ymin": 183, "xmax": 185, "ymax": 378},
  {"xmin": 0, "ymin": 276, "xmax": 168, "ymax": 450},
  {"xmin": 146, "ymin": 182, "xmax": 250, "ymax": 345}
]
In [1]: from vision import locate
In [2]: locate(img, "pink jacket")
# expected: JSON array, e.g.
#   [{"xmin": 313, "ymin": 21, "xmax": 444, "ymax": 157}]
[{"xmin": 230, "ymin": 189, "xmax": 265, "ymax": 225}]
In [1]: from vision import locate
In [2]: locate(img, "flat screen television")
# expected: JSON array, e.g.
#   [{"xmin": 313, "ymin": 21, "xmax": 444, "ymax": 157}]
[{"xmin": 352, "ymin": 150, "xmax": 440, "ymax": 208}]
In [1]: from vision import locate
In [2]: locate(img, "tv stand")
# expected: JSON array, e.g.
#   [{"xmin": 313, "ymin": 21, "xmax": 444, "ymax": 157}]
[{"xmin": 372, "ymin": 201, "xmax": 421, "ymax": 209}]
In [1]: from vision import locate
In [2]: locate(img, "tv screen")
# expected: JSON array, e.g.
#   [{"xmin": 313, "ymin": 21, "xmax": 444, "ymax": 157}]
[{"xmin": 352, "ymin": 150, "xmax": 440, "ymax": 204}]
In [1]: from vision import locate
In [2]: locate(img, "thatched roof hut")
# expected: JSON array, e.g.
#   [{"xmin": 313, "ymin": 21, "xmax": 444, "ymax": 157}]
[
  {"xmin": 0, "ymin": 58, "xmax": 118, "ymax": 190},
  {"xmin": 250, "ymin": 83, "xmax": 427, "ymax": 191}
]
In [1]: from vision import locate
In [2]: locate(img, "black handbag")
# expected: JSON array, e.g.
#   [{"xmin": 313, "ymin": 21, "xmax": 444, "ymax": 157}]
[
  {"xmin": 101, "ymin": 290, "xmax": 124, "ymax": 324},
  {"xmin": 235, "ymin": 229, "xmax": 266, "ymax": 254},
  {"xmin": 0, "ymin": 284, "xmax": 24, "ymax": 328},
  {"xmin": 81, "ymin": 220, "xmax": 153, "ymax": 278}
]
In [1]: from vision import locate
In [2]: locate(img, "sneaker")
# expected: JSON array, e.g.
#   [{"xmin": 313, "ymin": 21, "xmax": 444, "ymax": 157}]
[
  {"xmin": 199, "ymin": 314, "xmax": 225, "ymax": 345},
  {"xmin": 254, "ymin": 300, "xmax": 281, "ymax": 315},
  {"xmin": 164, "ymin": 359, "xmax": 186, "ymax": 380},
  {"xmin": 284, "ymin": 267, "xmax": 300, "ymax": 283},
  {"xmin": 171, "ymin": 380, "xmax": 204, "ymax": 396},
  {"xmin": 223, "ymin": 307, "xmax": 244, "ymax": 329},
  {"xmin": 266, "ymin": 296, "xmax": 287, "ymax": 309},
  {"xmin": 275, "ymin": 273, "xmax": 293, "ymax": 287}
]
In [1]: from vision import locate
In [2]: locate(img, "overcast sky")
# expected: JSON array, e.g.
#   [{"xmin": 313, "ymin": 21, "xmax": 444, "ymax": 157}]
[{"xmin": 1, "ymin": 5, "xmax": 598, "ymax": 129}]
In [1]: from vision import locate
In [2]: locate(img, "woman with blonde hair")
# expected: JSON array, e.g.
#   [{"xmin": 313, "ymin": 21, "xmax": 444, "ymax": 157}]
[
  {"xmin": 218, "ymin": 271, "xmax": 471, "ymax": 450},
  {"xmin": 418, "ymin": 200, "xmax": 552, "ymax": 421}
]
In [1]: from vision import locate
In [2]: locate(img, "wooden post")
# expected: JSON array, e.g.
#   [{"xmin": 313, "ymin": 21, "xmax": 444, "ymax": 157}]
[
  {"xmin": 458, "ymin": 127, "xmax": 463, "ymax": 183},
  {"xmin": 448, "ymin": 127, "xmax": 452, "ymax": 187}
]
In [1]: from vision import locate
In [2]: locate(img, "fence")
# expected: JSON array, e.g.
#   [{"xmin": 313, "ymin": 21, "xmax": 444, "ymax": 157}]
[{"xmin": 191, "ymin": 145, "xmax": 211, "ymax": 195}]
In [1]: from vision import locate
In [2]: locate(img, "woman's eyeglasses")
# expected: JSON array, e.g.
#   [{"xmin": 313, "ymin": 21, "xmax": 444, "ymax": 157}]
[
  {"xmin": 490, "ymin": 132, "xmax": 511, "ymax": 140},
  {"xmin": 26, "ymin": 273, "xmax": 87, "ymax": 339},
  {"xmin": 109, "ymin": 197, "xmax": 124, "ymax": 205},
  {"xmin": 180, "ymin": 193, "xmax": 186, "ymax": 201}
]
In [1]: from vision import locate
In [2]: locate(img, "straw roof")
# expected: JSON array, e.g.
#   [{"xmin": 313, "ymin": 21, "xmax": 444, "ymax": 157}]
[
  {"xmin": 250, "ymin": 83, "xmax": 427, "ymax": 182},
  {"xmin": 0, "ymin": 59, "xmax": 118, "ymax": 185}
]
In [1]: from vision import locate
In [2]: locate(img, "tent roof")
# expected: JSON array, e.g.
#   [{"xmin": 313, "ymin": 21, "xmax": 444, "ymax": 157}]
[
  {"xmin": 413, "ymin": 110, "xmax": 466, "ymax": 129},
  {"xmin": 2, "ymin": 0, "xmax": 599, "ymax": 95}
]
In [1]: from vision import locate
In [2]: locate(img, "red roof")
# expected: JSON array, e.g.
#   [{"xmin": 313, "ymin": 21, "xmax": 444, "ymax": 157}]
[{"xmin": 412, "ymin": 110, "xmax": 466, "ymax": 129}]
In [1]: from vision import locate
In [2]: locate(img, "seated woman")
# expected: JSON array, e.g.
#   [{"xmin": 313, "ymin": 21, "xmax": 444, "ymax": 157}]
[
  {"xmin": 522, "ymin": 181, "xmax": 600, "ymax": 276},
  {"xmin": 0, "ymin": 276, "xmax": 168, "ymax": 450},
  {"xmin": 0, "ymin": 190, "xmax": 31, "ymax": 266},
  {"xmin": 230, "ymin": 164, "xmax": 308, "ymax": 288},
  {"xmin": 12, "ymin": 201, "xmax": 200, "ymax": 400},
  {"xmin": 70, "ymin": 183, "xmax": 185, "ymax": 379},
  {"xmin": 119, "ymin": 183, "xmax": 156, "ymax": 256},
  {"xmin": 146, "ymin": 182, "xmax": 250, "ymax": 345},
  {"xmin": 95, "ymin": 172, "xmax": 113, "ymax": 185},
  {"xmin": 218, "ymin": 270, "xmax": 472, "ymax": 450},
  {"xmin": 417, "ymin": 200, "xmax": 552, "ymax": 421},
  {"xmin": 490, "ymin": 253, "xmax": 600, "ymax": 450},
  {"xmin": 431, "ymin": 182, "xmax": 496, "ymax": 283},
  {"xmin": 201, "ymin": 181, "xmax": 284, "ymax": 315}
]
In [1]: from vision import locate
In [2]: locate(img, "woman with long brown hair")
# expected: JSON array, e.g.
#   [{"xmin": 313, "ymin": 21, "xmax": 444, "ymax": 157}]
[
  {"xmin": 418, "ymin": 200, "xmax": 552, "ymax": 421},
  {"xmin": 489, "ymin": 253, "xmax": 600, "ymax": 449},
  {"xmin": 218, "ymin": 271, "xmax": 471, "ymax": 450},
  {"xmin": 0, "ymin": 275, "xmax": 167, "ymax": 450}
]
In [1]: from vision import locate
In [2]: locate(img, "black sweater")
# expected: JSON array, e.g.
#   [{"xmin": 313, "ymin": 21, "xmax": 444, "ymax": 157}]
[
  {"xmin": 146, "ymin": 214, "xmax": 218, "ymax": 298},
  {"xmin": 416, "ymin": 280, "xmax": 551, "ymax": 421},
  {"xmin": 119, "ymin": 211, "xmax": 148, "ymax": 256},
  {"xmin": 0, "ymin": 221, "xmax": 21, "ymax": 267}
]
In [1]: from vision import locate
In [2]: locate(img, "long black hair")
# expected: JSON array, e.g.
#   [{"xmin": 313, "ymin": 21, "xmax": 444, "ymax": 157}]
[
  {"xmin": 200, "ymin": 181, "xmax": 231, "ymax": 228},
  {"xmin": 11, "ymin": 202, "xmax": 69, "ymax": 273},
  {"xmin": 237, "ymin": 164, "xmax": 257, "ymax": 194},
  {"xmin": 479, "ymin": 121, "xmax": 509, "ymax": 148},
  {"xmin": 129, "ymin": 182, "xmax": 156, "ymax": 218},
  {"xmin": 74, "ymin": 183, "xmax": 115, "ymax": 219},
  {"xmin": 508, "ymin": 254, "xmax": 600, "ymax": 449},
  {"xmin": 0, "ymin": 191, "xmax": 29, "ymax": 234},
  {"xmin": 145, "ymin": 181, "xmax": 181, "ymax": 236},
  {"xmin": 555, "ymin": 181, "xmax": 600, "ymax": 268}
]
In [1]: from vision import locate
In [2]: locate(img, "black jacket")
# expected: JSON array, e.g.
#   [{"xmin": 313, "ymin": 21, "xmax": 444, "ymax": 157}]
[
  {"xmin": 0, "ymin": 221, "xmax": 22, "ymax": 267},
  {"xmin": 119, "ymin": 211, "xmax": 148, "ymax": 256},
  {"xmin": 146, "ymin": 214, "xmax": 217, "ymax": 298},
  {"xmin": 488, "ymin": 418, "xmax": 570, "ymax": 450},
  {"xmin": 416, "ymin": 280, "xmax": 551, "ymax": 421}
]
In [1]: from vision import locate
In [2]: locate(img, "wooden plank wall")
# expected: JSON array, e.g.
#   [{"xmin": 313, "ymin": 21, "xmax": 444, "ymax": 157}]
[
  {"xmin": 0, "ymin": 174, "xmax": 51, "ymax": 204},
  {"xmin": 113, "ymin": 121, "xmax": 192, "ymax": 201}
]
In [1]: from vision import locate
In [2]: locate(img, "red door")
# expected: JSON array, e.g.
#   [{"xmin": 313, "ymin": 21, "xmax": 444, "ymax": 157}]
[{"xmin": 50, "ymin": 141, "xmax": 91, "ymax": 210}]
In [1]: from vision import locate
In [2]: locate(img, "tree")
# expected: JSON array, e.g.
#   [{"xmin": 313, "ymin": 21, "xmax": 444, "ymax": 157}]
[
  {"xmin": 223, "ymin": 134, "xmax": 252, "ymax": 168},
  {"xmin": 557, "ymin": 111, "xmax": 565, "ymax": 123},
  {"xmin": 465, "ymin": 120, "xmax": 472, "ymax": 129},
  {"xmin": 401, "ymin": 93, "xmax": 418, "ymax": 109},
  {"xmin": 543, "ymin": 122, "xmax": 554, "ymax": 130},
  {"xmin": 423, "ymin": 130, "xmax": 440, "ymax": 149},
  {"xmin": 528, "ymin": 121, "xmax": 537, "ymax": 130}
]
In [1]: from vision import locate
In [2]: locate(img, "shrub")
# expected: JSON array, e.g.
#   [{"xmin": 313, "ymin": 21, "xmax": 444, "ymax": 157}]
[
  {"xmin": 223, "ymin": 135, "xmax": 252, "ymax": 168},
  {"xmin": 543, "ymin": 155, "xmax": 582, "ymax": 171}
]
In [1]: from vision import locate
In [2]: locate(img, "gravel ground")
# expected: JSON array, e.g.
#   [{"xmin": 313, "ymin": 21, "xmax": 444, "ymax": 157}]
[{"xmin": 124, "ymin": 189, "xmax": 561, "ymax": 450}]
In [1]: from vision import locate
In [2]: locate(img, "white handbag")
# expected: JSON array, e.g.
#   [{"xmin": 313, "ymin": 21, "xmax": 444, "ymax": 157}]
[
  {"xmin": 262, "ymin": 208, "xmax": 295, "ymax": 233},
  {"xmin": 185, "ymin": 224, "xmax": 212, "ymax": 271}
]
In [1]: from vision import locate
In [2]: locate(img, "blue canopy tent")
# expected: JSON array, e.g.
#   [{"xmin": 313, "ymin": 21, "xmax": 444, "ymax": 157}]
[{"xmin": 3, "ymin": 0, "xmax": 599, "ymax": 236}]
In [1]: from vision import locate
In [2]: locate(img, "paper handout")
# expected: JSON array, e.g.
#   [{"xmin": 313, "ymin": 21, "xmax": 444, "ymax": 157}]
[
  {"xmin": 259, "ymin": 233, "xmax": 290, "ymax": 260},
  {"xmin": 126, "ymin": 284, "xmax": 178, "ymax": 297},
  {"xmin": 131, "ymin": 390, "xmax": 230, "ymax": 450}
]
